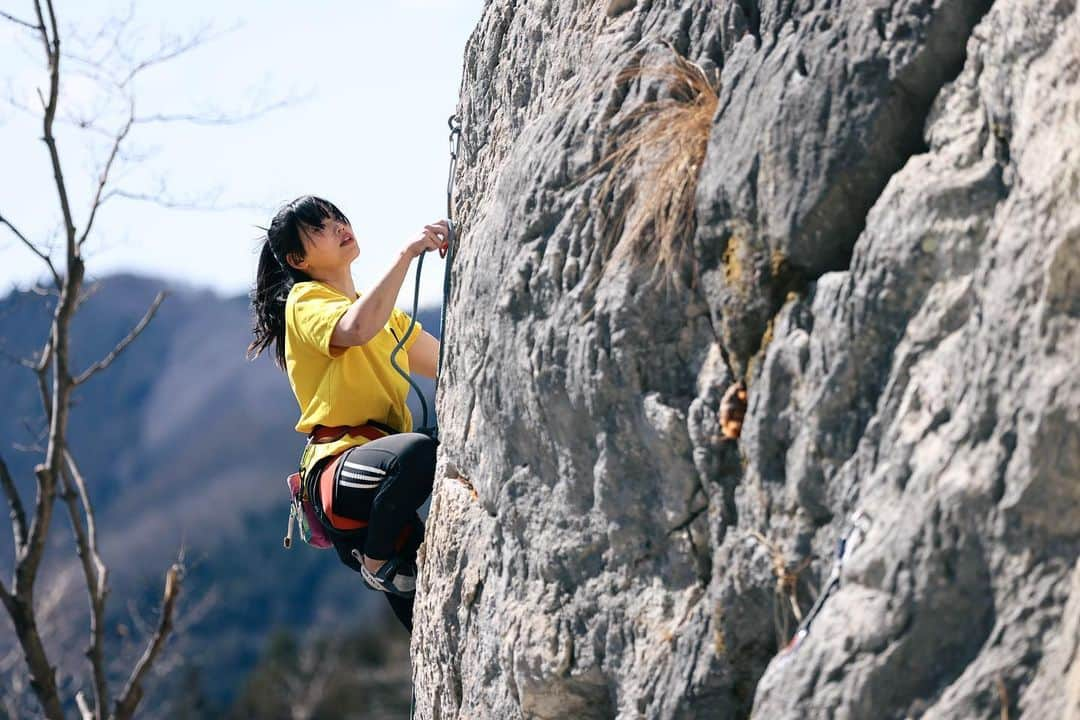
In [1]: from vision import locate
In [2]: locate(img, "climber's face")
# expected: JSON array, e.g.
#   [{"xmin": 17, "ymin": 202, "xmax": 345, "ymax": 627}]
[{"xmin": 286, "ymin": 217, "xmax": 360, "ymax": 274}]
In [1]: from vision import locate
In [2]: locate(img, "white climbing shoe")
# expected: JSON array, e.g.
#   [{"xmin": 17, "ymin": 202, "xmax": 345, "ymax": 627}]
[{"xmin": 352, "ymin": 550, "xmax": 417, "ymax": 598}]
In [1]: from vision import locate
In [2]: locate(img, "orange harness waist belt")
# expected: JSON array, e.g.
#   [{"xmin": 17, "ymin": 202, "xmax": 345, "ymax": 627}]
[{"xmin": 308, "ymin": 421, "xmax": 397, "ymax": 531}]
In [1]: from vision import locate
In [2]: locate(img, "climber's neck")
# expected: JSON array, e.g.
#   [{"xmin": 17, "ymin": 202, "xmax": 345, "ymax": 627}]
[{"xmin": 312, "ymin": 266, "xmax": 358, "ymax": 300}]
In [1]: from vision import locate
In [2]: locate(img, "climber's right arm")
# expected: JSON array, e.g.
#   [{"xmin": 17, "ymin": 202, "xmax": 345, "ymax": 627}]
[
  {"xmin": 331, "ymin": 251, "xmax": 413, "ymax": 347},
  {"xmin": 330, "ymin": 221, "xmax": 448, "ymax": 348}
]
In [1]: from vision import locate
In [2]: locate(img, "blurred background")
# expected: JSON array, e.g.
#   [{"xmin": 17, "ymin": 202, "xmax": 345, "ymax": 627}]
[{"xmin": 0, "ymin": 1, "xmax": 483, "ymax": 716}]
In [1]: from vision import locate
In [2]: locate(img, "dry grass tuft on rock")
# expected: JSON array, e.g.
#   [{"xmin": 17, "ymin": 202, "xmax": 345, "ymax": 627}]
[
  {"xmin": 749, "ymin": 531, "xmax": 814, "ymax": 648},
  {"xmin": 575, "ymin": 39, "xmax": 719, "ymax": 295}
]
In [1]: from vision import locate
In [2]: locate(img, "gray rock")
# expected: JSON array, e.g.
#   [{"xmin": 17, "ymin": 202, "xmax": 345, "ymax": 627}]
[{"xmin": 413, "ymin": 0, "xmax": 1080, "ymax": 718}]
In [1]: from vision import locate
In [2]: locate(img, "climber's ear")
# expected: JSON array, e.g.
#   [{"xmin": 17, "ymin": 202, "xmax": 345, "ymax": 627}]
[{"xmin": 285, "ymin": 252, "xmax": 307, "ymax": 271}]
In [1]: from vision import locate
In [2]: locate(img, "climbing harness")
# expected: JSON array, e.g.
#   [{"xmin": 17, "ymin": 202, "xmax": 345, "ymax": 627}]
[
  {"xmin": 780, "ymin": 510, "xmax": 872, "ymax": 657},
  {"xmin": 284, "ymin": 421, "xmax": 400, "ymax": 549},
  {"xmin": 389, "ymin": 113, "xmax": 461, "ymax": 443}
]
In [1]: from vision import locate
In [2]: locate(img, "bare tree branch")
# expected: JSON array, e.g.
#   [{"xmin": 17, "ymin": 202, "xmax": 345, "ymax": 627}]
[
  {"xmin": 101, "ymin": 186, "xmax": 269, "ymax": 212},
  {"xmin": 2, "ymin": 566, "xmax": 65, "ymax": 719},
  {"xmin": 34, "ymin": 336, "xmax": 54, "ymax": 425},
  {"xmin": 27, "ymin": 282, "xmax": 59, "ymax": 297},
  {"xmin": 18, "ymin": 418, "xmax": 47, "ymax": 447},
  {"xmin": 60, "ymin": 0, "xmax": 135, "ymax": 73},
  {"xmin": 105, "ymin": 184, "xmax": 272, "ymax": 209},
  {"xmin": 0, "ymin": 212, "xmax": 61, "ymax": 287},
  {"xmin": 34, "ymin": 0, "xmax": 78, "ymax": 251},
  {"xmin": 0, "ymin": 454, "xmax": 28, "ymax": 549},
  {"xmin": 11, "ymin": 442, "xmax": 47, "ymax": 456},
  {"xmin": 75, "ymin": 279, "xmax": 105, "ymax": 311},
  {"xmin": 62, "ymin": 454, "xmax": 105, "ymax": 591},
  {"xmin": 75, "ymin": 690, "xmax": 94, "ymax": 720},
  {"xmin": 41, "ymin": 87, "xmax": 306, "ymax": 137},
  {"xmin": 4, "ymin": 8, "xmax": 84, "ymax": 718},
  {"xmin": 73, "ymin": 290, "xmax": 166, "ymax": 386},
  {"xmin": 133, "ymin": 90, "xmax": 312, "ymax": 126},
  {"xmin": 0, "ymin": 579, "xmax": 10, "ymax": 624},
  {"xmin": 78, "ymin": 101, "xmax": 135, "ymax": 250},
  {"xmin": 3, "ymin": 1, "xmax": 284, "ymax": 714},
  {"xmin": 124, "ymin": 598, "xmax": 154, "ymax": 644},
  {"xmin": 113, "ymin": 562, "xmax": 183, "ymax": 720},
  {"xmin": 116, "ymin": 22, "xmax": 239, "ymax": 89},
  {"xmin": 3, "ymin": 81, "xmax": 39, "ymax": 116},
  {"xmin": 0, "ymin": 345, "xmax": 36, "ymax": 372},
  {"xmin": 41, "ymin": 0, "xmax": 62, "ymax": 62},
  {"xmin": 59, "ymin": 449, "xmax": 109, "ymax": 719},
  {"xmin": 0, "ymin": 9, "xmax": 41, "ymax": 32}
]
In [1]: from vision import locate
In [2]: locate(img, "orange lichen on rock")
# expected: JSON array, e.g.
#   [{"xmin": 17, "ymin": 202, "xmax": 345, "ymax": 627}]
[
  {"xmin": 445, "ymin": 461, "xmax": 479, "ymax": 501},
  {"xmin": 720, "ymin": 381, "xmax": 747, "ymax": 439}
]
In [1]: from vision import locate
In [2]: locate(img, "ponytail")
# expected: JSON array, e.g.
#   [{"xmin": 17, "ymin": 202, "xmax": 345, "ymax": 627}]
[
  {"xmin": 247, "ymin": 239, "xmax": 293, "ymax": 369},
  {"xmin": 247, "ymin": 195, "xmax": 350, "ymax": 371}
]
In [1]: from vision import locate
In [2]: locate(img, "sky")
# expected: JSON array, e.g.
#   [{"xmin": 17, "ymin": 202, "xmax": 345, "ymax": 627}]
[{"xmin": 0, "ymin": 0, "xmax": 485, "ymax": 308}]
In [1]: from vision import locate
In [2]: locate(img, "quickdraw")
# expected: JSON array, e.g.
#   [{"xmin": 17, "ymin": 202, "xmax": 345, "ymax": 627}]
[{"xmin": 780, "ymin": 510, "xmax": 873, "ymax": 657}]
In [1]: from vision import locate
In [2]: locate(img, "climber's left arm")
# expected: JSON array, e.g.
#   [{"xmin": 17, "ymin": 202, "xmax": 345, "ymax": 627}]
[{"xmin": 407, "ymin": 329, "xmax": 441, "ymax": 379}]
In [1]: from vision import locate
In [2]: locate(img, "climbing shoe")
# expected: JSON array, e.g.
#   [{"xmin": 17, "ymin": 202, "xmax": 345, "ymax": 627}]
[{"xmin": 352, "ymin": 550, "xmax": 417, "ymax": 598}]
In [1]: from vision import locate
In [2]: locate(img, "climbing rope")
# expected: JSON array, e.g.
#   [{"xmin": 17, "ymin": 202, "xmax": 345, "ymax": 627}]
[
  {"xmin": 387, "ymin": 114, "xmax": 460, "ymax": 720},
  {"xmin": 389, "ymin": 113, "xmax": 462, "ymax": 443}
]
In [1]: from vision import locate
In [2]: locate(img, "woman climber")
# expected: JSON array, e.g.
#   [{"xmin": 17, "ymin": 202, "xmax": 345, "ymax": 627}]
[{"xmin": 247, "ymin": 195, "xmax": 447, "ymax": 632}]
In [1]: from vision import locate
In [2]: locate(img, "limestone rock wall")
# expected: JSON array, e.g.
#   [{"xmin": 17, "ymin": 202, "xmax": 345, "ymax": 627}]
[{"xmin": 413, "ymin": 1, "xmax": 1079, "ymax": 718}]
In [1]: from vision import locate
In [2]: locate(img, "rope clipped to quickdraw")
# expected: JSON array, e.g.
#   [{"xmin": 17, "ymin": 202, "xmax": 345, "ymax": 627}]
[{"xmin": 389, "ymin": 113, "xmax": 461, "ymax": 443}]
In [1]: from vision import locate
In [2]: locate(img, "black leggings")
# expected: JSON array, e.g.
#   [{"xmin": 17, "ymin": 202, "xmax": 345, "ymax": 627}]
[{"xmin": 318, "ymin": 432, "xmax": 437, "ymax": 632}]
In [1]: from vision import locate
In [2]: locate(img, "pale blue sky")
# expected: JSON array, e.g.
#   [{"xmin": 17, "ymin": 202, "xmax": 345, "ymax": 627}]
[{"xmin": 0, "ymin": 0, "xmax": 484, "ymax": 307}]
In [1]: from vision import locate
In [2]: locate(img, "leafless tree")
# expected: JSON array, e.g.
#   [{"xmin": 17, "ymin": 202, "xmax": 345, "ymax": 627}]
[{"xmin": 0, "ymin": 2, "xmax": 300, "ymax": 717}]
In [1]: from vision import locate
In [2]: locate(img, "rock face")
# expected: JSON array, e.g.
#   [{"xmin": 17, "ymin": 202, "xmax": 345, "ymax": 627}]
[{"xmin": 413, "ymin": 1, "xmax": 1079, "ymax": 718}]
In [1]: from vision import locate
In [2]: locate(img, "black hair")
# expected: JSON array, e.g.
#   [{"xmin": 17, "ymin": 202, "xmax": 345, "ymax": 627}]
[{"xmin": 246, "ymin": 195, "xmax": 351, "ymax": 370}]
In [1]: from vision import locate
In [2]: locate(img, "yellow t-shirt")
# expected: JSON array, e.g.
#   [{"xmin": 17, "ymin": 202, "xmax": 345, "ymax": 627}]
[{"xmin": 284, "ymin": 280, "xmax": 423, "ymax": 474}]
